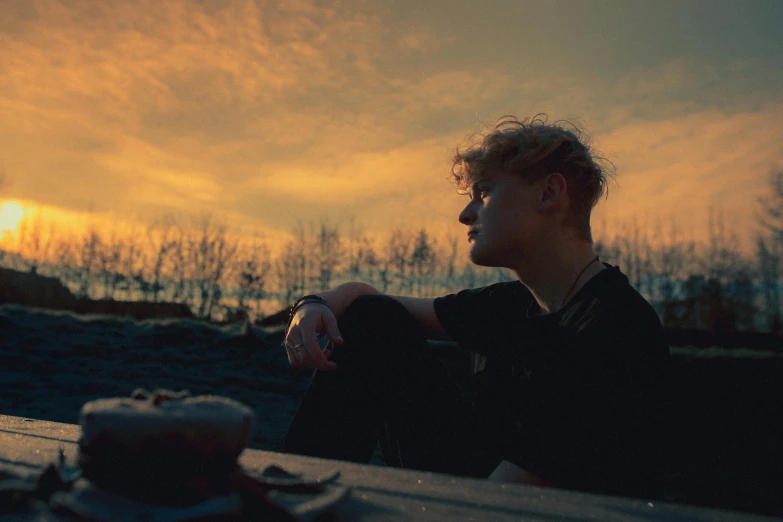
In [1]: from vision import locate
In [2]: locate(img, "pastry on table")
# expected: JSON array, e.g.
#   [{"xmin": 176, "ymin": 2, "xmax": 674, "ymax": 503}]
[{"xmin": 77, "ymin": 388, "xmax": 255, "ymax": 507}]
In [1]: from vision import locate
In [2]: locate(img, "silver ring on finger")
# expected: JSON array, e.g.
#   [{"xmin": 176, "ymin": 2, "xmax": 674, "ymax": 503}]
[{"xmin": 292, "ymin": 343, "xmax": 305, "ymax": 358}]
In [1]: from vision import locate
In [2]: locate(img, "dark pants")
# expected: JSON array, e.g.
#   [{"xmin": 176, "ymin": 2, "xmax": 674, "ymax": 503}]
[{"xmin": 283, "ymin": 295, "xmax": 504, "ymax": 478}]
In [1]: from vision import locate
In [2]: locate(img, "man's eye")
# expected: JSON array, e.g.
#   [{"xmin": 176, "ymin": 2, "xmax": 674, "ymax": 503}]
[{"xmin": 470, "ymin": 186, "xmax": 489, "ymax": 200}]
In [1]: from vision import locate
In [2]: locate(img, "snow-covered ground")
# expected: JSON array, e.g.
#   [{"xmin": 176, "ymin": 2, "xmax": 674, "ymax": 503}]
[
  {"xmin": 2, "ymin": 303, "xmax": 783, "ymax": 515},
  {"xmin": 0, "ymin": 303, "xmax": 306, "ymax": 452}
]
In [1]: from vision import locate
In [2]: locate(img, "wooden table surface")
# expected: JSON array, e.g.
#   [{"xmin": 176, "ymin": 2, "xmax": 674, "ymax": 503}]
[{"xmin": 0, "ymin": 414, "xmax": 774, "ymax": 521}]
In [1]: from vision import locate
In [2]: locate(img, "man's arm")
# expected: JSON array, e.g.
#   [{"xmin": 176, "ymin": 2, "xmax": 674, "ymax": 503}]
[
  {"xmin": 387, "ymin": 294, "xmax": 453, "ymax": 342},
  {"xmin": 315, "ymin": 282, "xmax": 453, "ymax": 342},
  {"xmin": 286, "ymin": 282, "xmax": 455, "ymax": 370}
]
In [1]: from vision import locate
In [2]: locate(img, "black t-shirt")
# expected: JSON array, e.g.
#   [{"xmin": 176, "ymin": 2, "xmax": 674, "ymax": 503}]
[{"xmin": 433, "ymin": 262, "xmax": 671, "ymax": 496}]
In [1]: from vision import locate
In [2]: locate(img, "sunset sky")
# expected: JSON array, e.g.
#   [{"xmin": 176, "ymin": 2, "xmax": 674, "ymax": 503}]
[{"xmin": 1, "ymin": 0, "xmax": 782, "ymax": 256}]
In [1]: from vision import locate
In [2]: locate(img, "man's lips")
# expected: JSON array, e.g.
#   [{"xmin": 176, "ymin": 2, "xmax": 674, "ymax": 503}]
[{"xmin": 467, "ymin": 229, "xmax": 480, "ymax": 238}]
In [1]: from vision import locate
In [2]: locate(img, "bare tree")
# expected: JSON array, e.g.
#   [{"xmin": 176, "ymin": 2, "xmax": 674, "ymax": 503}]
[
  {"xmin": 688, "ymin": 205, "xmax": 758, "ymax": 332},
  {"xmin": 344, "ymin": 231, "xmax": 379, "ymax": 289},
  {"xmin": 700, "ymin": 204, "xmax": 745, "ymax": 285},
  {"xmin": 409, "ymin": 228, "xmax": 438, "ymax": 297},
  {"xmin": 98, "ymin": 227, "xmax": 124, "ymax": 300},
  {"xmin": 610, "ymin": 216, "xmax": 654, "ymax": 297},
  {"xmin": 651, "ymin": 215, "xmax": 697, "ymax": 324},
  {"xmin": 725, "ymin": 263, "xmax": 759, "ymax": 332},
  {"xmin": 756, "ymin": 233, "xmax": 782, "ymax": 332},
  {"xmin": 276, "ymin": 241, "xmax": 296, "ymax": 306},
  {"xmin": 442, "ymin": 234, "xmax": 459, "ymax": 291},
  {"xmin": 346, "ymin": 216, "xmax": 363, "ymax": 280},
  {"xmin": 754, "ymin": 168, "xmax": 783, "ymax": 331},
  {"xmin": 757, "ymin": 169, "xmax": 783, "ymax": 241},
  {"xmin": 121, "ymin": 222, "xmax": 146, "ymax": 301},
  {"xmin": 146, "ymin": 217, "xmax": 177, "ymax": 303},
  {"xmin": 275, "ymin": 240, "xmax": 305, "ymax": 307},
  {"xmin": 51, "ymin": 231, "xmax": 79, "ymax": 291},
  {"xmin": 75, "ymin": 225, "xmax": 102, "ymax": 298},
  {"xmin": 385, "ymin": 229, "xmax": 411, "ymax": 294},
  {"xmin": 274, "ymin": 223, "xmax": 312, "ymax": 306},
  {"xmin": 312, "ymin": 221, "xmax": 343, "ymax": 292},
  {"xmin": 361, "ymin": 240, "xmax": 380, "ymax": 288},
  {"xmin": 168, "ymin": 223, "xmax": 190, "ymax": 305},
  {"xmin": 235, "ymin": 237, "xmax": 272, "ymax": 320},
  {"xmin": 16, "ymin": 210, "xmax": 53, "ymax": 274},
  {"xmin": 189, "ymin": 215, "xmax": 239, "ymax": 320},
  {"xmin": 373, "ymin": 244, "xmax": 392, "ymax": 294}
]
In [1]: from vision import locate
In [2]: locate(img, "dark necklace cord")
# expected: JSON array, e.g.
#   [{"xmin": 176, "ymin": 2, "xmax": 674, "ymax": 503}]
[{"xmin": 559, "ymin": 255, "xmax": 600, "ymax": 311}]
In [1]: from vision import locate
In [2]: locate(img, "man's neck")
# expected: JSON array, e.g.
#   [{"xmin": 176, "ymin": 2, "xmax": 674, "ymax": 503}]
[{"xmin": 513, "ymin": 243, "xmax": 606, "ymax": 315}]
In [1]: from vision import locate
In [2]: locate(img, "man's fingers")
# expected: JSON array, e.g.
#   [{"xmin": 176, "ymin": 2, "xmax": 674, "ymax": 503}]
[
  {"xmin": 284, "ymin": 306, "xmax": 342, "ymax": 370},
  {"xmin": 290, "ymin": 344, "xmax": 305, "ymax": 367},
  {"xmin": 287, "ymin": 348, "xmax": 301, "ymax": 367},
  {"xmin": 320, "ymin": 347, "xmax": 337, "ymax": 371},
  {"xmin": 285, "ymin": 334, "xmax": 307, "ymax": 367},
  {"xmin": 323, "ymin": 314, "xmax": 344, "ymax": 344},
  {"xmin": 287, "ymin": 317, "xmax": 338, "ymax": 370},
  {"xmin": 300, "ymin": 331, "xmax": 327, "ymax": 368}
]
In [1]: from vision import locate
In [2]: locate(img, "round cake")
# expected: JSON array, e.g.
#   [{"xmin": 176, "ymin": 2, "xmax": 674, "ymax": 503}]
[{"xmin": 77, "ymin": 389, "xmax": 256, "ymax": 506}]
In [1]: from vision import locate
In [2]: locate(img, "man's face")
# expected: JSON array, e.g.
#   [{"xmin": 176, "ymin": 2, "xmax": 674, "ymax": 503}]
[{"xmin": 458, "ymin": 168, "xmax": 546, "ymax": 268}]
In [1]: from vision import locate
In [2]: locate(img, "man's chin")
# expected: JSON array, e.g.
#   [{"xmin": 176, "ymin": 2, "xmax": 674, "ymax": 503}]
[{"xmin": 469, "ymin": 247, "xmax": 502, "ymax": 268}]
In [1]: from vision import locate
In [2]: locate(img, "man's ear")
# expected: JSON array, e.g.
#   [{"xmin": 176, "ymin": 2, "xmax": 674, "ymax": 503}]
[{"xmin": 539, "ymin": 173, "xmax": 567, "ymax": 211}]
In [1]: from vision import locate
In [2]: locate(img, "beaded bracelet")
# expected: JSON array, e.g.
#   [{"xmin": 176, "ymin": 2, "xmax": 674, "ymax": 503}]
[{"xmin": 284, "ymin": 294, "xmax": 333, "ymax": 340}]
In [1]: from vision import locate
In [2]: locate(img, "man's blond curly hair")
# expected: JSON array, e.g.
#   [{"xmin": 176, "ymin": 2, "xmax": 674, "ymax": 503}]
[{"xmin": 450, "ymin": 114, "xmax": 614, "ymax": 242}]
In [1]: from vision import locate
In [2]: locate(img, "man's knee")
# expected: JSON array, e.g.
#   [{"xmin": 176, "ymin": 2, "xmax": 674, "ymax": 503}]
[
  {"xmin": 341, "ymin": 294, "xmax": 409, "ymax": 327},
  {"xmin": 338, "ymin": 294, "xmax": 424, "ymax": 345}
]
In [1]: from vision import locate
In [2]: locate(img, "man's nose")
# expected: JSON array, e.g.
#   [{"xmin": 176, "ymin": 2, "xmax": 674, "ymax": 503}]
[{"xmin": 459, "ymin": 202, "xmax": 476, "ymax": 225}]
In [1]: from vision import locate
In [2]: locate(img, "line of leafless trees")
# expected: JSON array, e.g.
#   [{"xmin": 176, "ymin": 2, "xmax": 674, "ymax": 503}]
[
  {"xmin": 3, "ymin": 171, "xmax": 783, "ymax": 332},
  {"xmin": 1, "ymin": 212, "xmax": 514, "ymax": 323}
]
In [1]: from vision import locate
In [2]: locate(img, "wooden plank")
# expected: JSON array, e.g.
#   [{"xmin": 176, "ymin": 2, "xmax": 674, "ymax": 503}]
[{"xmin": 0, "ymin": 415, "xmax": 774, "ymax": 521}]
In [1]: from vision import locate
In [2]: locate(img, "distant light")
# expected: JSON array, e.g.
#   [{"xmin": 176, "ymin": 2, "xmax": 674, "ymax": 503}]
[{"xmin": 0, "ymin": 201, "xmax": 25, "ymax": 233}]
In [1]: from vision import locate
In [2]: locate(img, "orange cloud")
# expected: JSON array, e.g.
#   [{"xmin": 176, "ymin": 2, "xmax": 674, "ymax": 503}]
[
  {"xmin": 594, "ymin": 103, "xmax": 783, "ymax": 255},
  {"xmin": 1, "ymin": 0, "xmax": 781, "ymax": 264}
]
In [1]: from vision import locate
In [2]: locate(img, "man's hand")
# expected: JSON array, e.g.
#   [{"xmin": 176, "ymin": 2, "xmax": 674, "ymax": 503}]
[
  {"xmin": 284, "ymin": 302, "xmax": 343, "ymax": 371},
  {"xmin": 488, "ymin": 460, "xmax": 555, "ymax": 488}
]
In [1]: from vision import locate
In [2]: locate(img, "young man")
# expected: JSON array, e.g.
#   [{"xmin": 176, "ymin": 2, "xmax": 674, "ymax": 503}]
[{"xmin": 282, "ymin": 115, "xmax": 671, "ymax": 499}]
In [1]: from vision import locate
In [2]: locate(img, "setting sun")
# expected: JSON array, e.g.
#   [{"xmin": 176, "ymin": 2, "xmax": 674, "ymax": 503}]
[{"xmin": 0, "ymin": 202, "xmax": 24, "ymax": 234}]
